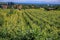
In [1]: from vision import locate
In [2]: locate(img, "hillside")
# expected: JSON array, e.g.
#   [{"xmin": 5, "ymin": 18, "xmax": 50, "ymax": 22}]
[{"xmin": 0, "ymin": 9, "xmax": 60, "ymax": 40}]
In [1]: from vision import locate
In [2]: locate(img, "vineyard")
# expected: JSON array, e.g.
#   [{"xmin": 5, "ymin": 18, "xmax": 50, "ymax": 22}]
[{"xmin": 0, "ymin": 9, "xmax": 60, "ymax": 40}]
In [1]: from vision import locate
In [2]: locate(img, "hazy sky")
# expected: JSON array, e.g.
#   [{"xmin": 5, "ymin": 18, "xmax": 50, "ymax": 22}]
[{"xmin": 0, "ymin": 0, "xmax": 60, "ymax": 4}]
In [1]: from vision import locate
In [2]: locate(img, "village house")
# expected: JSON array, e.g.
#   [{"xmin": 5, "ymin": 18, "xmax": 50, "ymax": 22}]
[
  {"xmin": 17, "ymin": 5, "xmax": 22, "ymax": 10},
  {"xmin": 0, "ymin": 2, "xmax": 8, "ymax": 9},
  {"xmin": 2, "ymin": 4, "xmax": 8, "ymax": 9},
  {"xmin": 31, "ymin": 5, "xmax": 35, "ymax": 8}
]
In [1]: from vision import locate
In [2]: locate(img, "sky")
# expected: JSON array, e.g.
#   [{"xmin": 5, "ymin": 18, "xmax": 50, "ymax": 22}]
[{"xmin": 0, "ymin": 0, "xmax": 60, "ymax": 4}]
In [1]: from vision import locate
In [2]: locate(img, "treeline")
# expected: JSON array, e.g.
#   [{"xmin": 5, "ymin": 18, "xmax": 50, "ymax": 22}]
[
  {"xmin": 0, "ymin": 2, "xmax": 60, "ymax": 10},
  {"xmin": 0, "ymin": 2, "xmax": 39, "ymax": 10}
]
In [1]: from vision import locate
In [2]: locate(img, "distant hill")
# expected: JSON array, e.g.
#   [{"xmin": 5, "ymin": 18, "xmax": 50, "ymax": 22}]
[{"xmin": 0, "ymin": 2, "xmax": 8, "ymax": 5}]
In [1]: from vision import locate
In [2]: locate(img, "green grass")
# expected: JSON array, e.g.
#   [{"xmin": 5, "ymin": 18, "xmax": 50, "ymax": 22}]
[{"xmin": 0, "ymin": 9, "xmax": 60, "ymax": 40}]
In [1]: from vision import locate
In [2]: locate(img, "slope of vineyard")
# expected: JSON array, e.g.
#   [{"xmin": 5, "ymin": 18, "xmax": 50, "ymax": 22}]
[{"xmin": 0, "ymin": 9, "xmax": 60, "ymax": 40}]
